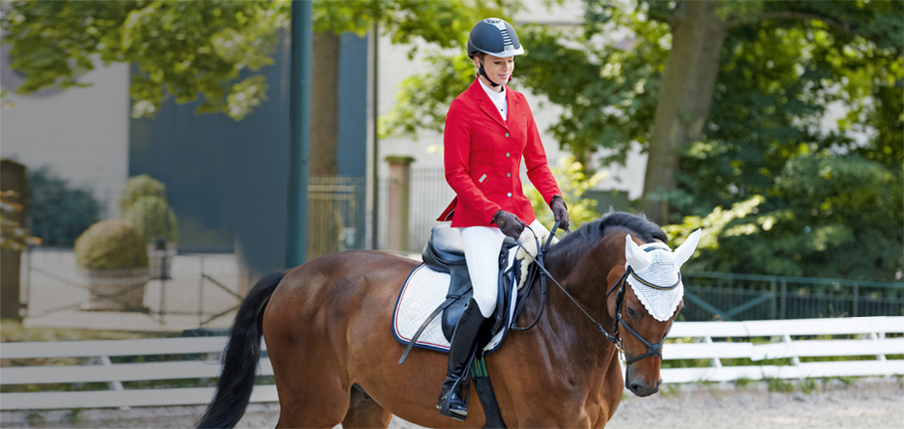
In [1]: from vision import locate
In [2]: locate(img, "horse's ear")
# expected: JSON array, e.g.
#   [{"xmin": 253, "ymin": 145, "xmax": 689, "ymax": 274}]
[
  {"xmin": 672, "ymin": 229, "xmax": 702, "ymax": 269},
  {"xmin": 624, "ymin": 234, "xmax": 652, "ymax": 272}
]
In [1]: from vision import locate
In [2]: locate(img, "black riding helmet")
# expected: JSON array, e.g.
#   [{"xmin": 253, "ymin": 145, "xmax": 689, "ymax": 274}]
[{"xmin": 467, "ymin": 18, "xmax": 524, "ymax": 87}]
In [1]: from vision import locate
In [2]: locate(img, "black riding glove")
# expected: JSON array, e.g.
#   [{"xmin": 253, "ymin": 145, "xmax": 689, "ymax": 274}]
[
  {"xmin": 550, "ymin": 195, "xmax": 570, "ymax": 231},
  {"xmin": 493, "ymin": 210, "xmax": 526, "ymax": 240}
]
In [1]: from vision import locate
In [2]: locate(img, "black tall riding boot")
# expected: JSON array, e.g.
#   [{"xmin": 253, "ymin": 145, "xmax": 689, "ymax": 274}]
[{"xmin": 437, "ymin": 298, "xmax": 487, "ymax": 420}]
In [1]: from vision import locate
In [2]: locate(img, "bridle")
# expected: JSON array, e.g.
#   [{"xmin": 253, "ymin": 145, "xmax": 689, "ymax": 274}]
[
  {"xmin": 515, "ymin": 221, "xmax": 678, "ymax": 365},
  {"xmin": 606, "ymin": 265, "xmax": 677, "ymax": 364}
]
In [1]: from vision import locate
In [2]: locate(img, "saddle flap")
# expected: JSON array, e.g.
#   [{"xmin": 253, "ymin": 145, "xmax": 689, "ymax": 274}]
[{"xmin": 423, "ymin": 225, "xmax": 466, "ymax": 272}]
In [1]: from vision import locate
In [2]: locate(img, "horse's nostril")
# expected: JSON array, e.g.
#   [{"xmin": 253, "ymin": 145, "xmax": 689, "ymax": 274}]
[{"xmin": 628, "ymin": 382, "xmax": 642, "ymax": 392}]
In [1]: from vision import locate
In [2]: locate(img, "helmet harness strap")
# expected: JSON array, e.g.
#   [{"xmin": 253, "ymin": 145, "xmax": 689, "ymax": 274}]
[{"xmin": 477, "ymin": 58, "xmax": 512, "ymax": 88}]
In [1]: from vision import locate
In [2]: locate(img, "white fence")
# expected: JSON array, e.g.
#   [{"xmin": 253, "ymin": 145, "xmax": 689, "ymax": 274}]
[
  {"xmin": 661, "ymin": 316, "xmax": 904, "ymax": 383},
  {"xmin": 1, "ymin": 317, "xmax": 902, "ymax": 410},
  {"xmin": 0, "ymin": 337, "xmax": 275, "ymax": 410}
]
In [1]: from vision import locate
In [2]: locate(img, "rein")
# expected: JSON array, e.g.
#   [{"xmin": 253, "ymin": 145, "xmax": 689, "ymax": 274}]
[
  {"xmin": 513, "ymin": 223, "xmax": 675, "ymax": 364},
  {"xmin": 510, "ymin": 221, "xmax": 558, "ymax": 331}
]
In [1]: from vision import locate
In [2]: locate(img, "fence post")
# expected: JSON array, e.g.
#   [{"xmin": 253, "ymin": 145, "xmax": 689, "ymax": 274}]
[
  {"xmin": 198, "ymin": 257, "xmax": 205, "ymax": 324},
  {"xmin": 779, "ymin": 279, "xmax": 787, "ymax": 320},
  {"xmin": 770, "ymin": 278, "xmax": 777, "ymax": 320},
  {"xmin": 852, "ymin": 282, "xmax": 859, "ymax": 317},
  {"xmin": 385, "ymin": 156, "xmax": 414, "ymax": 252}
]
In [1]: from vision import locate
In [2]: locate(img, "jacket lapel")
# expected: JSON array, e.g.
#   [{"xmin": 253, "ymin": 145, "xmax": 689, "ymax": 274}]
[
  {"xmin": 505, "ymin": 88, "xmax": 519, "ymax": 129},
  {"xmin": 468, "ymin": 80, "xmax": 509, "ymax": 131}
]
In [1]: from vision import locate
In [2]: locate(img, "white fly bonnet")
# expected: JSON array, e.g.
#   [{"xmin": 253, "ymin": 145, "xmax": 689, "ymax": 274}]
[{"xmin": 624, "ymin": 229, "xmax": 701, "ymax": 322}]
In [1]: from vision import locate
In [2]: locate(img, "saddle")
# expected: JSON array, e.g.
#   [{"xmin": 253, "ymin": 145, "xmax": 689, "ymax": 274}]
[
  {"xmin": 420, "ymin": 224, "xmax": 518, "ymax": 341},
  {"xmin": 394, "ymin": 224, "xmax": 558, "ymax": 429}
]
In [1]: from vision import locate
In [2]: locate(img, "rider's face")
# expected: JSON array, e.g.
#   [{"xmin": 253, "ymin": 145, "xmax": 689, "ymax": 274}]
[{"xmin": 474, "ymin": 54, "xmax": 514, "ymax": 88}]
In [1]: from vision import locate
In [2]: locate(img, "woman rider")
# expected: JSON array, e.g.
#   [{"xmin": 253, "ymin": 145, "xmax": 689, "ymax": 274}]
[{"xmin": 435, "ymin": 17, "xmax": 570, "ymax": 420}]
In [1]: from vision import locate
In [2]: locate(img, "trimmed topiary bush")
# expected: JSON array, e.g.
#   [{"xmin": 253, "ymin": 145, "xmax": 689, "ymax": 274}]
[
  {"xmin": 74, "ymin": 220, "xmax": 148, "ymax": 270},
  {"xmin": 119, "ymin": 175, "xmax": 166, "ymax": 214},
  {"xmin": 122, "ymin": 196, "xmax": 179, "ymax": 243}
]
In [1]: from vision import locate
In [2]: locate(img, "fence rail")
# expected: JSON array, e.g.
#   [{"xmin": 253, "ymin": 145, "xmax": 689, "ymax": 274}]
[
  {"xmin": 682, "ymin": 272, "xmax": 904, "ymax": 321},
  {"xmin": 662, "ymin": 316, "xmax": 904, "ymax": 383},
  {"xmin": 1, "ymin": 317, "xmax": 901, "ymax": 410}
]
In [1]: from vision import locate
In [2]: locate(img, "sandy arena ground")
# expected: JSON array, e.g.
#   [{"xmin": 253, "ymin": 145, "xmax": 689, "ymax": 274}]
[{"xmin": 2, "ymin": 378, "xmax": 901, "ymax": 428}]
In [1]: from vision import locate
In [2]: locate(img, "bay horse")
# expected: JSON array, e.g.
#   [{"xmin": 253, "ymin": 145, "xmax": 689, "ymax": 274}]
[{"xmin": 197, "ymin": 212, "xmax": 699, "ymax": 428}]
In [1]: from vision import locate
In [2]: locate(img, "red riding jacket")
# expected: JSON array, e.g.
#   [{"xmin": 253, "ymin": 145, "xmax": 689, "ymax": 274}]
[{"xmin": 437, "ymin": 80, "xmax": 561, "ymax": 228}]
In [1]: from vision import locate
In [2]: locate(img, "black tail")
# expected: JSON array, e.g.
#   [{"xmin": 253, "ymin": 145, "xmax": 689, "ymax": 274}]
[{"xmin": 197, "ymin": 271, "xmax": 285, "ymax": 428}]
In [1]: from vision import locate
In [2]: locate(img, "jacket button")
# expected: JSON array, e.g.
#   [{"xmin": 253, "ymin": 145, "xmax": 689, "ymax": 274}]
[
  {"xmin": 506, "ymin": 173, "xmax": 511, "ymax": 177},
  {"xmin": 507, "ymin": 192, "xmax": 512, "ymax": 197},
  {"xmin": 505, "ymin": 152, "xmax": 510, "ymax": 157},
  {"xmin": 505, "ymin": 133, "xmax": 510, "ymax": 137}
]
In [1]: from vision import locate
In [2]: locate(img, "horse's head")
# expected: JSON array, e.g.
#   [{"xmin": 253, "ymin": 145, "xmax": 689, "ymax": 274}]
[{"xmin": 605, "ymin": 229, "xmax": 701, "ymax": 397}]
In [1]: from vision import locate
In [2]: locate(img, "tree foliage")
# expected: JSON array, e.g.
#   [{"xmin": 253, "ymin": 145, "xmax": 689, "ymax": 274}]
[
  {"xmin": 664, "ymin": 1, "xmax": 903, "ymax": 280},
  {"xmin": 383, "ymin": 0, "xmax": 903, "ymax": 279},
  {"xmin": 525, "ymin": 156, "xmax": 608, "ymax": 232},
  {"xmin": 0, "ymin": 190, "xmax": 41, "ymax": 251},
  {"xmin": 2, "ymin": 0, "xmax": 287, "ymax": 119},
  {"xmin": 1, "ymin": 0, "xmax": 518, "ymax": 120}
]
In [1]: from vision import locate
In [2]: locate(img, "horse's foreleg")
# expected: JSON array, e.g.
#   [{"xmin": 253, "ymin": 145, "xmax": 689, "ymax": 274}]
[{"xmin": 341, "ymin": 385, "xmax": 393, "ymax": 429}]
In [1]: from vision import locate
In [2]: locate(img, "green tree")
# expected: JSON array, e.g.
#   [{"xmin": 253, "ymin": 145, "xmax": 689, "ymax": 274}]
[
  {"xmin": 636, "ymin": 0, "xmax": 903, "ymax": 224},
  {"xmin": 525, "ymin": 155, "xmax": 608, "ymax": 231},
  {"xmin": 1, "ymin": 0, "xmax": 519, "ymax": 176},
  {"xmin": 382, "ymin": 0, "xmax": 903, "ymax": 279},
  {"xmin": 2, "ymin": 1, "xmax": 287, "ymax": 120},
  {"xmin": 660, "ymin": 1, "xmax": 904, "ymax": 280}
]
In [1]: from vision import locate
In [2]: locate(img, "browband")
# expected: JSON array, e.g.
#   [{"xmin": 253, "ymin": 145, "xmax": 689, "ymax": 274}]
[{"xmin": 628, "ymin": 269, "xmax": 681, "ymax": 290}]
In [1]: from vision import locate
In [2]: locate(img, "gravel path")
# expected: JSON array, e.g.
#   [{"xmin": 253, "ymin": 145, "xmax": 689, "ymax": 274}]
[{"xmin": 3, "ymin": 379, "xmax": 901, "ymax": 428}]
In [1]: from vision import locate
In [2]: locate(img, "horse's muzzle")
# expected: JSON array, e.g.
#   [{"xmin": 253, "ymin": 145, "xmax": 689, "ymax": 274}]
[{"xmin": 625, "ymin": 365, "xmax": 662, "ymax": 397}]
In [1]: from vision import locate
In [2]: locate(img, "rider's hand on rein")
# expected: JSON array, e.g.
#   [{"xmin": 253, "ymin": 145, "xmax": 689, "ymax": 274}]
[
  {"xmin": 550, "ymin": 195, "xmax": 569, "ymax": 231},
  {"xmin": 494, "ymin": 210, "xmax": 526, "ymax": 239}
]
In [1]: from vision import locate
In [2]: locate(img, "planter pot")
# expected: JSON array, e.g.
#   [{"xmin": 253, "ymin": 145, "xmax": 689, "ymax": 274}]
[
  {"xmin": 79, "ymin": 267, "xmax": 150, "ymax": 312},
  {"xmin": 147, "ymin": 242, "xmax": 178, "ymax": 280}
]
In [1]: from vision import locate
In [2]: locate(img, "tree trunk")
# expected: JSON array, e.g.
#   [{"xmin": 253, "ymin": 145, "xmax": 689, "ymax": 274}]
[
  {"xmin": 640, "ymin": 1, "xmax": 729, "ymax": 224},
  {"xmin": 310, "ymin": 30, "xmax": 340, "ymax": 177},
  {"xmin": 307, "ymin": 30, "xmax": 340, "ymax": 258}
]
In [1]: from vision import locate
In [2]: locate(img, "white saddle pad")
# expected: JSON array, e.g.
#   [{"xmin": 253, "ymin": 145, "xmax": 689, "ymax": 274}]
[{"xmin": 392, "ymin": 263, "xmax": 516, "ymax": 354}]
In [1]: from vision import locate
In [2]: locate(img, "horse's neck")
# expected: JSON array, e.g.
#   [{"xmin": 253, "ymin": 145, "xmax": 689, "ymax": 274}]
[{"xmin": 534, "ymin": 243, "xmax": 618, "ymax": 354}]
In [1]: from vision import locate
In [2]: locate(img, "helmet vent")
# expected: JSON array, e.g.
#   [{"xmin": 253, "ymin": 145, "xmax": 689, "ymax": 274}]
[{"xmin": 501, "ymin": 28, "xmax": 512, "ymax": 46}]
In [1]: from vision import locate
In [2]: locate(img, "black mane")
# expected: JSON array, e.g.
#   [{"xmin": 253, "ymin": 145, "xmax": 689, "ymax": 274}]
[{"xmin": 551, "ymin": 211, "xmax": 667, "ymax": 256}]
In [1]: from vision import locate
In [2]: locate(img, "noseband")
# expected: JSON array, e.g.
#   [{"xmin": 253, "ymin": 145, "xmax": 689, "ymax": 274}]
[{"xmin": 517, "ymin": 223, "xmax": 677, "ymax": 365}]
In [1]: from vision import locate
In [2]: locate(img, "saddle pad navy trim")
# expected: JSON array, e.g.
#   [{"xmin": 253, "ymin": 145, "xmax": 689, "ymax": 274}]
[{"xmin": 392, "ymin": 263, "xmax": 514, "ymax": 355}]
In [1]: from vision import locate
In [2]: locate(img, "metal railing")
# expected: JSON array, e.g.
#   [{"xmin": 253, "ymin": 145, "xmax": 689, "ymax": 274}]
[
  {"xmin": 21, "ymin": 248, "xmax": 245, "ymax": 330},
  {"xmin": 307, "ymin": 176, "xmax": 366, "ymax": 259},
  {"xmin": 376, "ymin": 167, "xmax": 454, "ymax": 253},
  {"xmin": 682, "ymin": 272, "xmax": 904, "ymax": 321},
  {"xmin": 408, "ymin": 167, "xmax": 454, "ymax": 252}
]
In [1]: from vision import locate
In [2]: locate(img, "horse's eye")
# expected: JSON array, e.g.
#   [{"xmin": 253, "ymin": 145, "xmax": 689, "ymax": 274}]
[{"xmin": 627, "ymin": 307, "xmax": 639, "ymax": 319}]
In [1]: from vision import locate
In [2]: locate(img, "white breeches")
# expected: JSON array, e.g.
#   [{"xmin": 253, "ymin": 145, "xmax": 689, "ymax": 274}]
[{"xmin": 459, "ymin": 219, "xmax": 549, "ymax": 318}]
